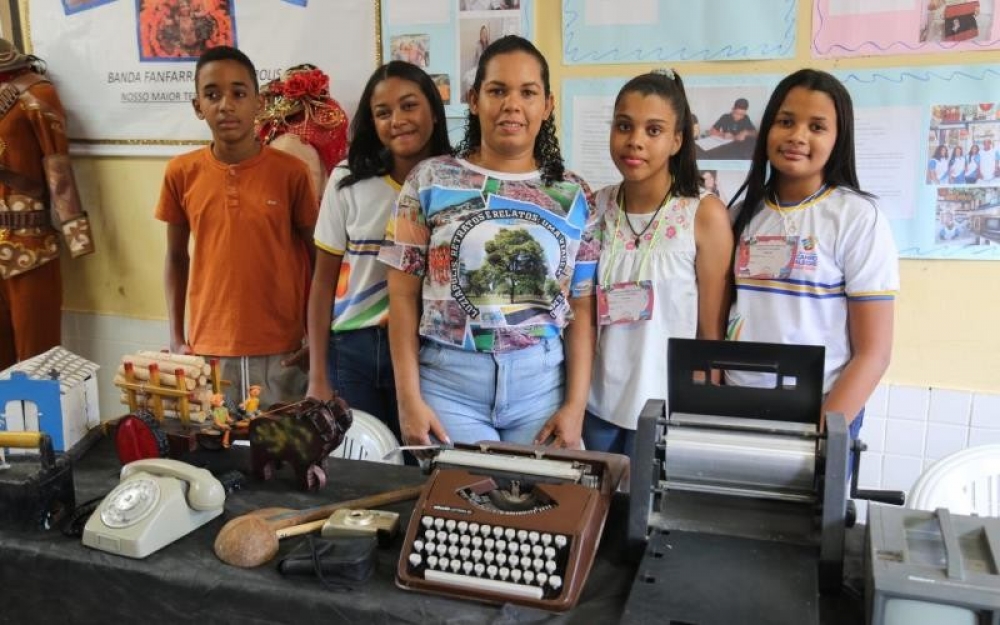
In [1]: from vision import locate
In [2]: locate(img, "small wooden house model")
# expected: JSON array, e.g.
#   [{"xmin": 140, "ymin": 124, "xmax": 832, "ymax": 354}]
[{"xmin": 0, "ymin": 347, "xmax": 100, "ymax": 453}]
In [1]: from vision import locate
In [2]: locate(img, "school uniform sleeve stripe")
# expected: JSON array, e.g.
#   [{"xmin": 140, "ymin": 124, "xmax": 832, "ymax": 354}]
[
  {"xmin": 346, "ymin": 240, "xmax": 384, "ymax": 256},
  {"xmin": 735, "ymin": 277, "xmax": 846, "ymax": 296},
  {"xmin": 772, "ymin": 276, "xmax": 846, "ymax": 289},
  {"xmin": 315, "ymin": 240, "xmax": 345, "ymax": 255},
  {"xmin": 847, "ymin": 291, "xmax": 897, "ymax": 301},
  {"xmin": 736, "ymin": 284, "xmax": 847, "ymax": 299}
]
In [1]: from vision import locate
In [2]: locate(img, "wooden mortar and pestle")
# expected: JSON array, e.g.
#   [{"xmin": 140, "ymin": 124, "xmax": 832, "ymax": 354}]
[{"xmin": 214, "ymin": 484, "xmax": 423, "ymax": 568}]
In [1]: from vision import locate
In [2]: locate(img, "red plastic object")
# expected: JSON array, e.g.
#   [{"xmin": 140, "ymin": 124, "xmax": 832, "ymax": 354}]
[{"xmin": 114, "ymin": 412, "xmax": 168, "ymax": 464}]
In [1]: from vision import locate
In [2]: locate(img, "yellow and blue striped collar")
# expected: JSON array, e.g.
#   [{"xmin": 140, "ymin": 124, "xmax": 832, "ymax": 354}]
[{"xmin": 764, "ymin": 185, "xmax": 835, "ymax": 213}]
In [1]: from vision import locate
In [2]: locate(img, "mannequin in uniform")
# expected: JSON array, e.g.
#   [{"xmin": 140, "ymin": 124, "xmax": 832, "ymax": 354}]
[{"xmin": 0, "ymin": 38, "xmax": 94, "ymax": 370}]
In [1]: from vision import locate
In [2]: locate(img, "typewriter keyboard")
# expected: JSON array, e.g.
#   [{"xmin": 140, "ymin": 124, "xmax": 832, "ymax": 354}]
[{"xmin": 403, "ymin": 514, "xmax": 571, "ymax": 601}]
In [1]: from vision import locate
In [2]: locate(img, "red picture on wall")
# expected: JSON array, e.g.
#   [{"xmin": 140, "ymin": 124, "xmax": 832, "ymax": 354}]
[{"xmin": 137, "ymin": 0, "xmax": 236, "ymax": 61}]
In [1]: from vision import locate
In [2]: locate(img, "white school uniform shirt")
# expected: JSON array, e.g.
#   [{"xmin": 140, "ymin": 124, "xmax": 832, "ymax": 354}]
[
  {"xmin": 727, "ymin": 186, "xmax": 898, "ymax": 394},
  {"xmin": 588, "ymin": 184, "xmax": 704, "ymax": 429},
  {"xmin": 965, "ymin": 154, "xmax": 980, "ymax": 179},
  {"xmin": 948, "ymin": 156, "xmax": 966, "ymax": 181},
  {"xmin": 314, "ymin": 163, "xmax": 401, "ymax": 332},
  {"xmin": 980, "ymin": 147, "xmax": 999, "ymax": 182},
  {"xmin": 933, "ymin": 157, "xmax": 948, "ymax": 182}
]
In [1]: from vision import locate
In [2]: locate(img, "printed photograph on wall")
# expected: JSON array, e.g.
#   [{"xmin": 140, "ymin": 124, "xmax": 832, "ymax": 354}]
[
  {"xmin": 926, "ymin": 102, "xmax": 1000, "ymax": 186},
  {"xmin": 458, "ymin": 16, "xmax": 520, "ymax": 102},
  {"xmin": 919, "ymin": 0, "xmax": 994, "ymax": 43},
  {"xmin": 815, "ymin": 0, "xmax": 1000, "ymax": 57},
  {"xmin": 687, "ymin": 85, "xmax": 772, "ymax": 162},
  {"xmin": 935, "ymin": 187, "xmax": 1000, "ymax": 245},
  {"xmin": 62, "ymin": 0, "xmax": 116, "ymax": 14},
  {"xmin": 430, "ymin": 74, "xmax": 451, "ymax": 105},
  {"xmin": 137, "ymin": 0, "xmax": 236, "ymax": 61},
  {"xmin": 459, "ymin": 0, "xmax": 521, "ymax": 11},
  {"xmin": 699, "ymin": 169, "xmax": 746, "ymax": 206},
  {"xmin": 390, "ymin": 33, "xmax": 430, "ymax": 68},
  {"xmin": 381, "ymin": 0, "xmax": 533, "ymax": 118}
]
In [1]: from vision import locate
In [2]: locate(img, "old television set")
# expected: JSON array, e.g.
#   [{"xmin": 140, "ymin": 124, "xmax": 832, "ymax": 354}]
[{"xmin": 867, "ymin": 504, "xmax": 1000, "ymax": 625}]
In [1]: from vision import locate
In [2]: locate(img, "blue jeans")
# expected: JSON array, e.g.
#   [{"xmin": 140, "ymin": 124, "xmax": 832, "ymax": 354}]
[
  {"xmin": 418, "ymin": 338, "xmax": 565, "ymax": 446},
  {"xmin": 328, "ymin": 327, "xmax": 399, "ymax": 442},
  {"xmin": 582, "ymin": 411, "xmax": 637, "ymax": 457},
  {"xmin": 849, "ymin": 408, "xmax": 865, "ymax": 440}
]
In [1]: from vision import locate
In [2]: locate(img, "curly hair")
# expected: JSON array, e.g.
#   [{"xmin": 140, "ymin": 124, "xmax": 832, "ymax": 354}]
[{"xmin": 456, "ymin": 35, "xmax": 565, "ymax": 184}]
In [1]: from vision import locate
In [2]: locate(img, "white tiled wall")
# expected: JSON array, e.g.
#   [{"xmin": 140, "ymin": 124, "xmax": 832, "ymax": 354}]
[
  {"xmin": 60, "ymin": 311, "xmax": 170, "ymax": 423},
  {"xmin": 856, "ymin": 382, "xmax": 1000, "ymax": 522},
  {"xmin": 56, "ymin": 311, "xmax": 1000, "ymax": 519}
]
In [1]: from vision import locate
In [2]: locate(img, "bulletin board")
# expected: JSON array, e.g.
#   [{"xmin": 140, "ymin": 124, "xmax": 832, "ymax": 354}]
[
  {"xmin": 562, "ymin": 0, "xmax": 797, "ymax": 64},
  {"xmin": 813, "ymin": 0, "xmax": 1000, "ymax": 58},
  {"xmin": 562, "ymin": 64, "xmax": 1000, "ymax": 261},
  {"xmin": 13, "ymin": 0, "xmax": 381, "ymax": 155},
  {"xmin": 379, "ymin": 0, "xmax": 532, "ymax": 119}
]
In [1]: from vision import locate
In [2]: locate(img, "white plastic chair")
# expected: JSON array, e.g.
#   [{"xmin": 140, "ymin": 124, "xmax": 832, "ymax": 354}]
[
  {"xmin": 907, "ymin": 444, "xmax": 1000, "ymax": 516},
  {"xmin": 329, "ymin": 409, "xmax": 403, "ymax": 465}
]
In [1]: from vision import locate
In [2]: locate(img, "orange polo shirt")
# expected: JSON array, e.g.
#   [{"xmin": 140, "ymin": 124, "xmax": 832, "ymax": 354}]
[{"xmin": 155, "ymin": 145, "xmax": 318, "ymax": 356}]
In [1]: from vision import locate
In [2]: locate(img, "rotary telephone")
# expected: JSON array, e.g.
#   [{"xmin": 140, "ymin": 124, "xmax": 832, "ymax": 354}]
[{"xmin": 82, "ymin": 458, "xmax": 225, "ymax": 558}]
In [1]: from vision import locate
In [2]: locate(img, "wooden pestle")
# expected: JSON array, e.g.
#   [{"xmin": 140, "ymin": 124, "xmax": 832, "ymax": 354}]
[{"xmin": 213, "ymin": 484, "xmax": 423, "ymax": 568}]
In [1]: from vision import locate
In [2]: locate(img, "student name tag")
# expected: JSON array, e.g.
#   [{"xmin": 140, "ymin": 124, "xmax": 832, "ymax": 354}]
[
  {"xmin": 597, "ymin": 281, "xmax": 654, "ymax": 326},
  {"xmin": 736, "ymin": 236, "xmax": 798, "ymax": 280}
]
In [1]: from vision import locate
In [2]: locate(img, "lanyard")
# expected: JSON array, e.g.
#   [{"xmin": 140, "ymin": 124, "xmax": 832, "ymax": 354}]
[
  {"xmin": 769, "ymin": 184, "xmax": 828, "ymax": 237},
  {"xmin": 601, "ymin": 186, "xmax": 671, "ymax": 286}
]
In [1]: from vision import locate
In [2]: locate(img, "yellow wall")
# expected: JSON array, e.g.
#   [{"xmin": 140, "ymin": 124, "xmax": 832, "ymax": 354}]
[
  {"xmin": 64, "ymin": 157, "xmax": 169, "ymax": 319},
  {"xmin": 11, "ymin": 2, "xmax": 999, "ymax": 391}
]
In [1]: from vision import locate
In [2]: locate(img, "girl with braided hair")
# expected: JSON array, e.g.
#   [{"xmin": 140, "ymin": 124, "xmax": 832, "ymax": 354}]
[{"xmin": 378, "ymin": 35, "xmax": 600, "ymax": 449}]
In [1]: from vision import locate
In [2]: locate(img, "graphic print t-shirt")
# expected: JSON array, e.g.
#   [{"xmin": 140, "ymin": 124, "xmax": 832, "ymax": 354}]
[{"xmin": 378, "ymin": 156, "xmax": 599, "ymax": 353}]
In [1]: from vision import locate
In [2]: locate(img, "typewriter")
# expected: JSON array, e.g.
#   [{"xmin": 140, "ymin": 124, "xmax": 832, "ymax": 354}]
[{"xmin": 396, "ymin": 442, "xmax": 628, "ymax": 611}]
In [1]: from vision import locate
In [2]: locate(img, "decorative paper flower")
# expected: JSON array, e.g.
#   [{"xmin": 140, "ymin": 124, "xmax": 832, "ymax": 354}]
[
  {"xmin": 278, "ymin": 69, "xmax": 329, "ymax": 100},
  {"xmin": 307, "ymin": 70, "xmax": 330, "ymax": 95},
  {"xmin": 256, "ymin": 65, "xmax": 348, "ymax": 176}
]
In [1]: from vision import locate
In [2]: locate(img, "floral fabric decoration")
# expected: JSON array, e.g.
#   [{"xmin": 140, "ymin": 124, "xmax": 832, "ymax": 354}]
[{"xmin": 256, "ymin": 65, "xmax": 348, "ymax": 175}]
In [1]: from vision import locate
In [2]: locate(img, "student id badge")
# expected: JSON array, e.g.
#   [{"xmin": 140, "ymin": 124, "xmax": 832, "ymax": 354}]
[
  {"xmin": 736, "ymin": 236, "xmax": 798, "ymax": 279},
  {"xmin": 597, "ymin": 281, "xmax": 654, "ymax": 325}
]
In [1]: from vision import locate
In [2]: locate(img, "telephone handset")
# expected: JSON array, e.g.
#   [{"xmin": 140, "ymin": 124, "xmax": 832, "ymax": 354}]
[
  {"xmin": 82, "ymin": 458, "xmax": 225, "ymax": 558},
  {"xmin": 118, "ymin": 459, "xmax": 225, "ymax": 512}
]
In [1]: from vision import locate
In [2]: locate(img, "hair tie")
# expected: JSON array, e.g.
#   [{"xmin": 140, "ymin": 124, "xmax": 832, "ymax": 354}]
[{"xmin": 652, "ymin": 67, "xmax": 675, "ymax": 80}]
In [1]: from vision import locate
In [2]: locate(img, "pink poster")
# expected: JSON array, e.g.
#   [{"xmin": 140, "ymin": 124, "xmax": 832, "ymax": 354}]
[{"xmin": 813, "ymin": 0, "xmax": 1000, "ymax": 57}]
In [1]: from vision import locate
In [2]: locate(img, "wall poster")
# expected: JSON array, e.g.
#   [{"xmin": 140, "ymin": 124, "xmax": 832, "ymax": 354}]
[
  {"xmin": 813, "ymin": 0, "xmax": 1000, "ymax": 58},
  {"xmin": 18, "ymin": 0, "xmax": 379, "ymax": 155},
  {"xmin": 563, "ymin": 65, "xmax": 1000, "ymax": 260}
]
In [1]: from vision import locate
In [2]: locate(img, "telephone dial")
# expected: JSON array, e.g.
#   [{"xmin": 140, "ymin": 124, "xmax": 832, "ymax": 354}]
[{"xmin": 82, "ymin": 458, "xmax": 225, "ymax": 558}]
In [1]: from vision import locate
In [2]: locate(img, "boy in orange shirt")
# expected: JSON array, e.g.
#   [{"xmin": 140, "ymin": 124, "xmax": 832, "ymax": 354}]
[{"xmin": 155, "ymin": 46, "xmax": 317, "ymax": 407}]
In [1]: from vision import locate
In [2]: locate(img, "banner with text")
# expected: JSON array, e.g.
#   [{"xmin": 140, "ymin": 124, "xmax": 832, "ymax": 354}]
[{"xmin": 22, "ymin": 0, "xmax": 378, "ymax": 155}]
